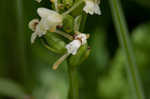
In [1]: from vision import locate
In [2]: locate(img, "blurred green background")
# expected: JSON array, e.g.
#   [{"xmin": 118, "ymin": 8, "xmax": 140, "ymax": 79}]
[{"xmin": 0, "ymin": 0, "xmax": 150, "ymax": 99}]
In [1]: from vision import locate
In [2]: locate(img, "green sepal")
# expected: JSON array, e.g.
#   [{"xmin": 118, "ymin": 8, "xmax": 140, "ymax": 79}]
[
  {"xmin": 42, "ymin": 31, "xmax": 67, "ymax": 54},
  {"xmin": 63, "ymin": 15, "xmax": 74, "ymax": 33},
  {"xmin": 74, "ymin": 15, "xmax": 82, "ymax": 32},
  {"xmin": 67, "ymin": 44, "xmax": 90, "ymax": 67}
]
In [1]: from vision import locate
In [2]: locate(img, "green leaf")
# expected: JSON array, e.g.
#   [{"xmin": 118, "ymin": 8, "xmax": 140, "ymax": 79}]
[{"xmin": 0, "ymin": 79, "xmax": 26, "ymax": 98}]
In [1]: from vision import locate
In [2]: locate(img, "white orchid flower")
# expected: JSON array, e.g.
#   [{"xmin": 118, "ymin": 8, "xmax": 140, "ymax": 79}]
[
  {"xmin": 29, "ymin": 8, "xmax": 63, "ymax": 44},
  {"xmin": 83, "ymin": 0, "xmax": 101, "ymax": 15},
  {"xmin": 66, "ymin": 33, "xmax": 87, "ymax": 55},
  {"xmin": 66, "ymin": 40, "xmax": 81, "ymax": 55}
]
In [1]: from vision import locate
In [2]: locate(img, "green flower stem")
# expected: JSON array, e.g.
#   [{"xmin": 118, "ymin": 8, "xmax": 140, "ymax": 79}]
[
  {"xmin": 80, "ymin": 12, "xmax": 87, "ymax": 32},
  {"xmin": 68, "ymin": 66, "xmax": 79, "ymax": 99},
  {"xmin": 74, "ymin": 15, "xmax": 82, "ymax": 32},
  {"xmin": 15, "ymin": 0, "xmax": 28, "ymax": 85},
  {"xmin": 67, "ymin": 6, "xmax": 88, "ymax": 99},
  {"xmin": 109, "ymin": 0, "xmax": 145, "ymax": 99},
  {"xmin": 52, "ymin": 53, "xmax": 70, "ymax": 70},
  {"xmin": 55, "ymin": 30, "xmax": 73, "ymax": 40},
  {"xmin": 62, "ymin": 0, "xmax": 84, "ymax": 16}
]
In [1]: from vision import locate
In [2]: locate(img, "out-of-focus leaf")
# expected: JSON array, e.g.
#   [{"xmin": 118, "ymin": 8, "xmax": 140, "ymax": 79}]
[
  {"xmin": 90, "ymin": 27, "xmax": 109, "ymax": 70},
  {"xmin": 32, "ymin": 69, "xmax": 68, "ymax": 99},
  {"xmin": 0, "ymin": 79, "xmax": 26, "ymax": 98},
  {"xmin": 99, "ymin": 21, "xmax": 150, "ymax": 99},
  {"xmin": 109, "ymin": 0, "xmax": 144, "ymax": 98},
  {"xmin": 132, "ymin": 22, "xmax": 150, "ymax": 99},
  {"xmin": 98, "ymin": 51, "xmax": 131, "ymax": 99}
]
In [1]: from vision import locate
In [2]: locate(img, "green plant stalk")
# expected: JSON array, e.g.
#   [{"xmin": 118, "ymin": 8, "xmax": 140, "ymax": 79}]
[
  {"xmin": 80, "ymin": 12, "xmax": 87, "ymax": 32},
  {"xmin": 109, "ymin": 0, "xmax": 145, "ymax": 99},
  {"xmin": 68, "ymin": 66, "xmax": 79, "ymax": 99},
  {"xmin": 67, "ymin": 8, "xmax": 88, "ymax": 99},
  {"xmin": 15, "ymin": 0, "xmax": 28, "ymax": 86}
]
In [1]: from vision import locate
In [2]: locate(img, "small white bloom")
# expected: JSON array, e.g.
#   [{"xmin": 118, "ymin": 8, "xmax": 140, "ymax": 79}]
[
  {"xmin": 66, "ymin": 33, "xmax": 87, "ymax": 55},
  {"xmin": 83, "ymin": 0, "xmax": 101, "ymax": 15},
  {"xmin": 66, "ymin": 40, "xmax": 81, "ymax": 55},
  {"xmin": 37, "ymin": 8, "xmax": 63, "ymax": 33},
  {"xmin": 29, "ymin": 8, "xmax": 63, "ymax": 44},
  {"xmin": 35, "ymin": 0, "xmax": 42, "ymax": 3},
  {"xmin": 75, "ymin": 33, "xmax": 87, "ymax": 45},
  {"xmin": 28, "ymin": 19, "xmax": 39, "ymax": 31}
]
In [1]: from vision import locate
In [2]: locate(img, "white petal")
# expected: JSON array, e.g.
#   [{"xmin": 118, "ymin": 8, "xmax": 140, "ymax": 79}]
[
  {"xmin": 37, "ymin": 8, "xmax": 61, "ymax": 19},
  {"xmin": 30, "ymin": 8, "xmax": 63, "ymax": 44},
  {"xmin": 30, "ymin": 18, "xmax": 48, "ymax": 44},
  {"xmin": 75, "ymin": 33, "xmax": 87, "ymax": 45},
  {"xmin": 34, "ymin": 18, "xmax": 49, "ymax": 37},
  {"xmin": 94, "ymin": 4, "xmax": 101, "ymax": 15},
  {"xmin": 66, "ymin": 40, "xmax": 81, "ymax": 55},
  {"xmin": 37, "ymin": 8, "xmax": 63, "ymax": 30},
  {"xmin": 28, "ymin": 19, "xmax": 39, "ymax": 31},
  {"xmin": 83, "ymin": 0, "xmax": 95, "ymax": 15},
  {"xmin": 31, "ymin": 32, "xmax": 37, "ymax": 44},
  {"xmin": 83, "ymin": 0, "xmax": 101, "ymax": 15}
]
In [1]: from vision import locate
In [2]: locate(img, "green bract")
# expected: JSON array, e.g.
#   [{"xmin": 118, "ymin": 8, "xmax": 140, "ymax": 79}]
[
  {"xmin": 63, "ymin": 15, "xmax": 74, "ymax": 33},
  {"xmin": 68, "ymin": 44, "xmax": 90, "ymax": 67},
  {"xmin": 42, "ymin": 31, "xmax": 67, "ymax": 54}
]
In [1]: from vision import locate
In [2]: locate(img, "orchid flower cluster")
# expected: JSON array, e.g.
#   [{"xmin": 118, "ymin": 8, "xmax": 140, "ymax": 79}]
[{"xmin": 29, "ymin": 0, "xmax": 101, "ymax": 69}]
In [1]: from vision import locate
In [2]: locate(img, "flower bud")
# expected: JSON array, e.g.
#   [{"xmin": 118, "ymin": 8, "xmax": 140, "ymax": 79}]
[
  {"xmin": 63, "ymin": 0, "xmax": 73, "ymax": 8},
  {"xmin": 63, "ymin": 15, "xmax": 74, "ymax": 33}
]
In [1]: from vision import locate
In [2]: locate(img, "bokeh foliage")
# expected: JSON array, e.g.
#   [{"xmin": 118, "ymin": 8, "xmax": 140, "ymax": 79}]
[{"xmin": 0, "ymin": 0, "xmax": 150, "ymax": 99}]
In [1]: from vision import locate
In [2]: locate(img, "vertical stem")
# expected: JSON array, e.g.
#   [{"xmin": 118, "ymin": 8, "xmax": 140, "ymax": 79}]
[
  {"xmin": 80, "ymin": 13, "xmax": 87, "ymax": 32},
  {"xmin": 109, "ymin": 0, "xmax": 145, "ymax": 99},
  {"xmin": 15, "ymin": 0, "xmax": 27, "ymax": 83},
  {"xmin": 67, "ymin": 7, "xmax": 88, "ymax": 99},
  {"xmin": 68, "ymin": 66, "xmax": 79, "ymax": 99},
  {"xmin": 15, "ymin": 0, "xmax": 30, "ymax": 92}
]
